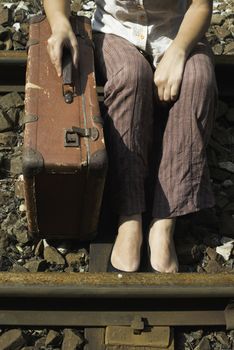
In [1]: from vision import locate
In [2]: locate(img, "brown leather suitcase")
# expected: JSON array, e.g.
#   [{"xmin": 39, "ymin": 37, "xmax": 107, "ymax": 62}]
[{"xmin": 23, "ymin": 15, "xmax": 107, "ymax": 241}]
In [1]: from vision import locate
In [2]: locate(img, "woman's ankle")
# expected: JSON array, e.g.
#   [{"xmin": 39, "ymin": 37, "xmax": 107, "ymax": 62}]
[{"xmin": 116, "ymin": 214, "xmax": 143, "ymax": 244}]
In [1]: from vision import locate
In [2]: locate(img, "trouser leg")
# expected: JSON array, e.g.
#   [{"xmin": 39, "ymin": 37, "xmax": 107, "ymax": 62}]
[
  {"xmin": 152, "ymin": 41, "xmax": 217, "ymax": 218},
  {"xmin": 93, "ymin": 33, "xmax": 154, "ymax": 215}
]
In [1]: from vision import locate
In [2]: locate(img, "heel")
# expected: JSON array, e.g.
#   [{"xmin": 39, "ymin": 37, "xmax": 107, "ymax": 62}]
[
  {"xmin": 147, "ymin": 234, "xmax": 160, "ymax": 273},
  {"xmin": 107, "ymin": 240, "xmax": 143, "ymax": 273}
]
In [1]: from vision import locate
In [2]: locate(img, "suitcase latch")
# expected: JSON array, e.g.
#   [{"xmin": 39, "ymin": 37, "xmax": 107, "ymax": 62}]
[{"xmin": 64, "ymin": 127, "xmax": 99, "ymax": 147}]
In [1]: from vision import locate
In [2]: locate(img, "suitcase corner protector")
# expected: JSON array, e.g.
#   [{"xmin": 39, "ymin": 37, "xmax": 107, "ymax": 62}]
[
  {"xmin": 89, "ymin": 148, "xmax": 108, "ymax": 173},
  {"xmin": 22, "ymin": 147, "xmax": 44, "ymax": 177}
]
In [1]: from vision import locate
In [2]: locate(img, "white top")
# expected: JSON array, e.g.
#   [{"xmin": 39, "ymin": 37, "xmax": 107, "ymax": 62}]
[{"xmin": 92, "ymin": 0, "xmax": 188, "ymax": 67}]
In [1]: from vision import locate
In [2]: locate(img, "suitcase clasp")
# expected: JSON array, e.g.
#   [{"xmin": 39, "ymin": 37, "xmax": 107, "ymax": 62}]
[{"xmin": 64, "ymin": 127, "xmax": 99, "ymax": 147}]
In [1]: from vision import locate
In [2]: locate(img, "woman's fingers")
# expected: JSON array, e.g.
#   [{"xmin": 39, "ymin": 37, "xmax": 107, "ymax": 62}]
[
  {"xmin": 163, "ymin": 86, "xmax": 171, "ymax": 102},
  {"xmin": 170, "ymin": 81, "xmax": 181, "ymax": 102},
  {"xmin": 52, "ymin": 40, "xmax": 63, "ymax": 77},
  {"xmin": 154, "ymin": 75, "xmax": 182, "ymax": 102},
  {"xmin": 47, "ymin": 37, "xmax": 63, "ymax": 76},
  {"xmin": 47, "ymin": 30, "xmax": 78, "ymax": 77},
  {"xmin": 69, "ymin": 37, "xmax": 79, "ymax": 68},
  {"xmin": 153, "ymin": 43, "xmax": 186, "ymax": 103}
]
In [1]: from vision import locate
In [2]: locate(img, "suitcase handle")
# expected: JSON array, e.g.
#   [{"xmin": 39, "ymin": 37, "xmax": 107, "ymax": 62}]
[{"xmin": 62, "ymin": 48, "xmax": 75, "ymax": 104}]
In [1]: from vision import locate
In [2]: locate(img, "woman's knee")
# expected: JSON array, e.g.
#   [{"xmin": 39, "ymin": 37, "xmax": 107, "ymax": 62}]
[
  {"xmin": 121, "ymin": 54, "xmax": 154, "ymax": 90},
  {"xmin": 183, "ymin": 51, "xmax": 215, "ymax": 95}
]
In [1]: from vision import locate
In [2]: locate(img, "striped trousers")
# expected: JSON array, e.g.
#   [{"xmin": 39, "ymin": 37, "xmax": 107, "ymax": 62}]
[{"xmin": 93, "ymin": 33, "xmax": 217, "ymax": 218}]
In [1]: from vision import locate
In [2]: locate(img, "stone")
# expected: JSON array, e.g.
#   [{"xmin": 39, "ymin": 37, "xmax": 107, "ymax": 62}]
[
  {"xmin": 10, "ymin": 154, "xmax": 22, "ymax": 175},
  {"xmin": 18, "ymin": 110, "xmax": 25, "ymax": 128},
  {"xmin": 71, "ymin": 0, "xmax": 82, "ymax": 13},
  {"xmin": 0, "ymin": 110, "xmax": 12, "ymax": 132},
  {"xmin": 206, "ymin": 247, "xmax": 218, "ymax": 261},
  {"xmin": 4, "ymin": 37, "xmax": 12, "ymax": 50},
  {"xmin": 19, "ymin": 203, "xmax": 26, "ymax": 212},
  {"xmin": 216, "ymin": 240, "xmax": 234, "ymax": 261},
  {"xmin": 15, "ymin": 229, "xmax": 30, "ymax": 245},
  {"xmin": 204, "ymin": 260, "xmax": 223, "ymax": 273},
  {"xmin": 229, "ymin": 329, "xmax": 234, "ymax": 341},
  {"xmin": 24, "ymin": 259, "xmax": 47, "ymax": 272},
  {"xmin": 0, "ymin": 152, "xmax": 4, "ymax": 167},
  {"xmin": 53, "ymin": 240, "xmax": 72, "ymax": 255},
  {"xmin": 184, "ymin": 333, "xmax": 194, "ymax": 344},
  {"xmin": 191, "ymin": 330, "xmax": 203, "ymax": 341},
  {"xmin": 0, "ymin": 131, "xmax": 17, "ymax": 147},
  {"xmin": 11, "ymin": 263, "xmax": 28, "ymax": 273},
  {"xmin": 212, "ymin": 43, "xmax": 223, "ymax": 55},
  {"xmin": 65, "ymin": 252, "xmax": 84, "ymax": 266},
  {"xmin": 12, "ymin": 30, "xmax": 26, "ymax": 44},
  {"xmin": 45, "ymin": 330, "xmax": 61, "ymax": 347},
  {"xmin": 14, "ymin": 9, "xmax": 26, "ymax": 23},
  {"xmin": 34, "ymin": 239, "xmax": 44, "ymax": 257},
  {"xmin": 215, "ymin": 332, "xmax": 230, "ymax": 347},
  {"xmin": 219, "ymin": 162, "xmax": 234, "ymax": 174},
  {"xmin": 0, "ymin": 329, "xmax": 25, "ymax": 350},
  {"xmin": 214, "ymin": 26, "xmax": 231, "ymax": 40},
  {"xmin": 224, "ymin": 41, "xmax": 234, "ymax": 55},
  {"xmin": 6, "ymin": 108, "xmax": 19, "ymax": 127},
  {"xmin": 0, "ymin": 92, "xmax": 24, "ymax": 112},
  {"xmin": 211, "ymin": 14, "xmax": 225, "ymax": 26},
  {"xmin": 14, "ymin": 178, "xmax": 24, "ymax": 199},
  {"xmin": 0, "ymin": 109, "xmax": 19, "ymax": 132},
  {"xmin": 34, "ymin": 336, "xmax": 46, "ymax": 349},
  {"xmin": 44, "ymin": 246, "xmax": 65, "ymax": 265},
  {"xmin": 13, "ymin": 40, "xmax": 25, "ymax": 50},
  {"xmin": 222, "ymin": 179, "xmax": 233, "ymax": 188},
  {"xmin": 2, "ymin": 212, "xmax": 18, "ymax": 227},
  {"xmin": 64, "ymin": 266, "xmax": 74, "ymax": 272},
  {"xmin": 194, "ymin": 337, "xmax": 210, "ymax": 350},
  {"xmin": 0, "ymin": 229, "xmax": 8, "ymax": 253},
  {"xmin": 19, "ymin": 23, "xmax": 29, "ymax": 35},
  {"xmin": 0, "ymin": 6, "xmax": 11, "ymax": 26},
  {"xmin": 62, "ymin": 329, "xmax": 83, "ymax": 350},
  {"xmin": 0, "ymin": 25, "xmax": 11, "ymax": 41}
]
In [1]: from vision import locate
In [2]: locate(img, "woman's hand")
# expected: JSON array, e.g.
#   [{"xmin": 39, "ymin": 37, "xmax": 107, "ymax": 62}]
[
  {"xmin": 47, "ymin": 17, "xmax": 78, "ymax": 77},
  {"xmin": 154, "ymin": 43, "xmax": 186, "ymax": 103}
]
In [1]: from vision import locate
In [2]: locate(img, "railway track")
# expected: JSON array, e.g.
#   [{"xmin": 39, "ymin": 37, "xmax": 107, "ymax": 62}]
[
  {"xmin": 0, "ymin": 51, "xmax": 234, "ymax": 96},
  {"xmin": 0, "ymin": 51, "xmax": 234, "ymax": 349}
]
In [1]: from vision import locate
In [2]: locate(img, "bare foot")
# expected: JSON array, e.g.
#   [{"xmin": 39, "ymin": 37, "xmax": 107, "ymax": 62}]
[
  {"xmin": 111, "ymin": 214, "xmax": 143, "ymax": 272},
  {"xmin": 148, "ymin": 218, "xmax": 178, "ymax": 273}
]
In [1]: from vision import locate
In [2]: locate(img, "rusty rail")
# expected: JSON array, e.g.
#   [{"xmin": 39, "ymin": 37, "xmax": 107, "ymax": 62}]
[
  {"xmin": 0, "ymin": 51, "xmax": 233, "ymax": 95},
  {"xmin": 0, "ymin": 273, "xmax": 233, "ymax": 328},
  {"xmin": 0, "ymin": 272, "xmax": 234, "ymax": 298}
]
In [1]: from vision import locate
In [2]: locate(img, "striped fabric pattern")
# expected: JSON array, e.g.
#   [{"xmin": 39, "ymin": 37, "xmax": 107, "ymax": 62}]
[{"xmin": 93, "ymin": 33, "xmax": 217, "ymax": 218}]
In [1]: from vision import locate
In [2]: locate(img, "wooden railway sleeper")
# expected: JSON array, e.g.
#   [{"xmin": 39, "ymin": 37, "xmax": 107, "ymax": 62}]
[{"xmin": 84, "ymin": 324, "xmax": 174, "ymax": 349}]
